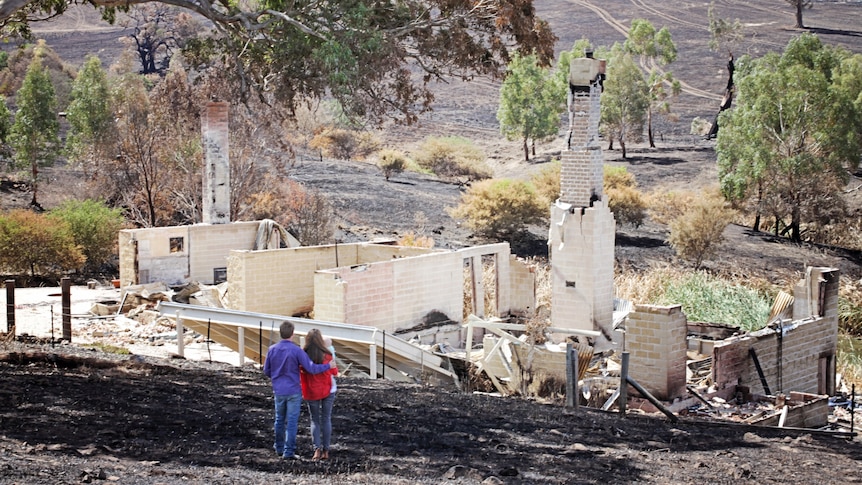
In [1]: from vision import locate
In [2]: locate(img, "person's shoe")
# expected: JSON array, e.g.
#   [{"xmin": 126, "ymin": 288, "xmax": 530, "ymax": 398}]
[
  {"xmin": 282, "ymin": 454, "xmax": 301, "ymax": 460},
  {"xmin": 312, "ymin": 449, "xmax": 322, "ymax": 461}
]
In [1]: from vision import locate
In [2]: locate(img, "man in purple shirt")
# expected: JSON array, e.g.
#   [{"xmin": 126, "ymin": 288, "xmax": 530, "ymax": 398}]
[{"xmin": 263, "ymin": 321, "xmax": 333, "ymax": 459}]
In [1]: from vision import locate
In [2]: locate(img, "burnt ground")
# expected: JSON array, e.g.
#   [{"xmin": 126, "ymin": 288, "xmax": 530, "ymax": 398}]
[
  {"xmin": 2, "ymin": 1, "xmax": 862, "ymax": 484},
  {"xmin": 1, "ymin": 345, "xmax": 861, "ymax": 485}
]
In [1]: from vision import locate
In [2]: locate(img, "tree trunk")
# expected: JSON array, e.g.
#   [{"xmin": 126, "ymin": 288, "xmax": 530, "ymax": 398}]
[
  {"xmin": 523, "ymin": 138, "xmax": 529, "ymax": 162},
  {"xmin": 620, "ymin": 138, "xmax": 627, "ymax": 159},
  {"xmin": 791, "ymin": 205, "xmax": 802, "ymax": 242},
  {"xmin": 647, "ymin": 108, "xmax": 655, "ymax": 148},
  {"xmin": 795, "ymin": 2, "xmax": 804, "ymax": 28},
  {"xmin": 30, "ymin": 161, "xmax": 38, "ymax": 207},
  {"xmin": 608, "ymin": 138, "xmax": 614, "ymax": 150},
  {"xmin": 753, "ymin": 213, "xmax": 761, "ymax": 232},
  {"xmin": 531, "ymin": 139, "xmax": 536, "ymax": 157}
]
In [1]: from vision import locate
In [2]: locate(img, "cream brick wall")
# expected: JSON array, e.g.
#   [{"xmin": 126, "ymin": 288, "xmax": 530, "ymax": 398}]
[
  {"xmin": 626, "ymin": 304, "xmax": 688, "ymax": 400},
  {"xmin": 356, "ymin": 244, "xmax": 441, "ymax": 262},
  {"xmin": 548, "ymin": 201, "xmax": 615, "ymax": 339},
  {"xmin": 313, "ymin": 272, "xmax": 346, "ymax": 323},
  {"xmin": 188, "ymin": 222, "xmax": 259, "ymax": 283},
  {"xmin": 227, "ymin": 244, "xmax": 361, "ymax": 315},
  {"xmin": 713, "ymin": 268, "xmax": 839, "ymax": 395},
  {"xmin": 508, "ymin": 255, "xmax": 536, "ymax": 316},
  {"xmin": 118, "ymin": 231, "xmax": 136, "ymax": 287},
  {"xmin": 119, "ymin": 222, "xmax": 262, "ymax": 286},
  {"xmin": 314, "ymin": 251, "xmax": 463, "ymax": 332}
]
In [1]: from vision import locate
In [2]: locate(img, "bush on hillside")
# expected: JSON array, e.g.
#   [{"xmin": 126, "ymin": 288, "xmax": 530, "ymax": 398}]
[
  {"xmin": 283, "ymin": 180, "xmax": 334, "ymax": 246},
  {"xmin": 413, "ymin": 136, "xmax": 492, "ymax": 181},
  {"xmin": 530, "ymin": 160, "xmax": 560, "ymax": 207},
  {"xmin": 448, "ymin": 179, "xmax": 545, "ymax": 242},
  {"xmin": 48, "ymin": 199, "xmax": 124, "ymax": 272},
  {"xmin": 604, "ymin": 166, "xmax": 647, "ymax": 227},
  {"xmin": 647, "ymin": 189, "xmax": 698, "ymax": 225},
  {"xmin": 377, "ymin": 149, "xmax": 407, "ymax": 181},
  {"xmin": 0, "ymin": 209, "xmax": 85, "ymax": 282},
  {"xmin": 668, "ymin": 193, "xmax": 735, "ymax": 269},
  {"xmin": 397, "ymin": 231, "xmax": 435, "ymax": 248},
  {"xmin": 309, "ymin": 126, "xmax": 380, "ymax": 161}
]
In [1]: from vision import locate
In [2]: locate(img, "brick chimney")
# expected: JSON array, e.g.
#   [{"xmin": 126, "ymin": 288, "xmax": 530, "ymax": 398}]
[{"xmin": 201, "ymin": 101, "xmax": 230, "ymax": 224}]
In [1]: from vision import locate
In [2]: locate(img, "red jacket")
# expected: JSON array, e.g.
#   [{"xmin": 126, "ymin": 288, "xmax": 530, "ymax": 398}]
[{"xmin": 300, "ymin": 353, "xmax": 337, "ymax": 401}]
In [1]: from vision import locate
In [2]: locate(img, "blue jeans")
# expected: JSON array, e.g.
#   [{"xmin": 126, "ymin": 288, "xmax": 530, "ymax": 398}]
[
  {"xmin": 273, "ymin": 393, "xmax": 302, "ymax": 456},
  {"xmin": 306, "ymin": 392, "xmax": 336, "ymax": 450}
]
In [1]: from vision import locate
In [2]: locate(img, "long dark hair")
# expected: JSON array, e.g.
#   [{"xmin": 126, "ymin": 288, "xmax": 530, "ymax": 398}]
[{"xmin": 303, "ymin": 329, "xmax": 332, "ymax": 364}]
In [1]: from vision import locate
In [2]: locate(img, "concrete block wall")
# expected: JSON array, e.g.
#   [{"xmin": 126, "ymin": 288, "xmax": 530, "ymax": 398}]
[
  {"xmin": 356, "ymin": 244, "xmax": 441, "ymax": 262},
  {"xmin": 118, "ymin": 231, "xmax": 136, "ymax": 287},
  {"xmin": 712, "ymin": 268, "xmax": 839, "ymax": 395},
  {"xmin": 712, "ymin": 336, "xmax": 749, "ymax": 390},
  {"xmin": 315, "ymin": 251, "xmax": 463, "ymax": 333},
  {"xmin": 625, "ymin": 304, "xmax": 688, "ymax": 401},
  {"xmin": 188, "ymin": 222, "xmax": 259, "ymax": 283},
  {"xmin": 119, "ymin": 226, "xmax": 190, "ymax": 285},
  {"xmin": 226, "ymin": 244, "xmax": 361, "ymax": 315},
  {"xmin": 792, "ymin": 267, "xmax": 840, "ymax": 322},
  {"xmin": 119, "ymin": 222, "xmax": 262, "ymax": 286},
  {"xmin": 508, "ymin": 255, "xmax": 536, "ymax": 316},
  {"xmin": 312, "ymin": 272, "xmax": 346, "ymax": 323},
  {"xmin": 548, "ymin": 201, "xmax": 615, "ymax": 339}
]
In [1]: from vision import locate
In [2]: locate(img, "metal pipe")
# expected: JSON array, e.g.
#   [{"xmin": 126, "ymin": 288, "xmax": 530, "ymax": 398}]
[
  {"xmin": 620, "ymin": 352, "xmax": 629, "ymax": 416},
  {"xmin": 626, "ymin": 375, "xmax": 678, "ymax": 423}
]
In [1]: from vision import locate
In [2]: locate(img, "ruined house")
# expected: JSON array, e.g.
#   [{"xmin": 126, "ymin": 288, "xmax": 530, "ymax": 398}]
[{"xmin": 132, "ymin": 69, "xmax": 839, "ymax": 426}]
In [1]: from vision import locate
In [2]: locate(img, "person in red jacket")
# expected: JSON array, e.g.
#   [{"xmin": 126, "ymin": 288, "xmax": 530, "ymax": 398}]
[{"xmin": 300, "ymin": 329, "xmax": 338, "ymax": 461}]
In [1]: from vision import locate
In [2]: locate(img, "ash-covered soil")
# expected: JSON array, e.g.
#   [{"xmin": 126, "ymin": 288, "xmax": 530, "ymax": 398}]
[{"xmin": 1, "ymin": 343, "xmax": 861, "ymax": 485}]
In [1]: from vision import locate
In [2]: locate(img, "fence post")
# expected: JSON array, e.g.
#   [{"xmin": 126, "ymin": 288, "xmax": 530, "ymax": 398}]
[
  {"xmin": 61, "ymin": 277, "xmax": 71, "ymax": 341},
  {"xmin": 5, "ymin": 280, "xmax": 14, "ymax": 335}
]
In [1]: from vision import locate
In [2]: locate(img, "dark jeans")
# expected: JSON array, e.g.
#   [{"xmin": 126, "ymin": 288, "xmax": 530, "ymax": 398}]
[{"xmin": 306, "ymin": 392, "xmax": 336, "ymax": 450}]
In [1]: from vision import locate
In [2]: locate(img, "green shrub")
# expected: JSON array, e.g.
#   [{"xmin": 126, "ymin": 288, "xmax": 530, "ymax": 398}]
[
  {"xmin": 0, "ymin": 209, "xmax": 85, "ymax": 281},
  {"xmin": 656, "ymin": 271, "xmax": 772, "ymax": 331},
  {"xmin": 448, "ymin": 179, "xmax": 545, "ymax": 242},
  {"xmin": 48, "ymin": 199, "xmax": 124, "ymax": 272},
  {"xmin": 377, "ymin": 149, "xmax": 407, "ymax": 181},
  {"xmin": 413, "ymin": 136, "xmax": 492, "ymax": 181},
  {"xmin": 668, "ymin": 193, "xmax": 734, "ymax": 269}
]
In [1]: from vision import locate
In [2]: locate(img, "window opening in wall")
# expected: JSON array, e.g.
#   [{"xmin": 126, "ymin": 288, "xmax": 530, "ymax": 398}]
[
  {"xmin": 170, "ymin": 237, "xmax": 184, "ymax": 253},
  {"xmin": 214, "ymin": 267, "xmax": 227, "ymax": 284}
]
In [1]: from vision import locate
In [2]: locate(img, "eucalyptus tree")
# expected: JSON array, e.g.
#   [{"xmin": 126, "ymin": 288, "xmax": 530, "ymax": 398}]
[
  {"xmin": 716, "ymin": 34, "xmax": 862, "ymax": 242},
  {"xmin": 624, "ymin": 19, "xmax": 679, "ymax": 148},
  {"xmin": 9, "ymin": 43, "xmax": 59, "ymax": 208},
  {"xmin": 497, "ymin": 53, "xmax": 563, "ymax": 161}
]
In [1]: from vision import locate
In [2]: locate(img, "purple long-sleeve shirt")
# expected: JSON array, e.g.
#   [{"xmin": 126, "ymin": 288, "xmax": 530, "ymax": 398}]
[{"xmin": 263, "ymin": 339, "xmax": 331, "ymax": 395}]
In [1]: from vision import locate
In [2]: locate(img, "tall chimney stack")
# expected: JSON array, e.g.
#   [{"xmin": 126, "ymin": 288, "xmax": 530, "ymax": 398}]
[{"xmin": 202, "ymin": 101, "xmax": 230, "ymax": 224}]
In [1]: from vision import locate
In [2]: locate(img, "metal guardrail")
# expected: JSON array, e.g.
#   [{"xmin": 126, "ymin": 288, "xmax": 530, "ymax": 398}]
[{"xmin": 156, "ymin": 301, "xmax": 456, "ymax": 383}]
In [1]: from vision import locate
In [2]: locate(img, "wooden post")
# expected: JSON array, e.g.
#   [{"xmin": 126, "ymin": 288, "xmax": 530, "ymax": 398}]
[
  {"xmin": 5, "ymin": 280, "xmax": 14, "ymax": 335},
  {"xmin": 61, "ymin": 277, "xmax": 71, "ymax": 341},
  {"xmin": 620, "ymin": 351, "xmax": 629, "ymax": 416},
  {"xmin": 566, "ymin": 343, "xmax": 574, "ymax": 408}
]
